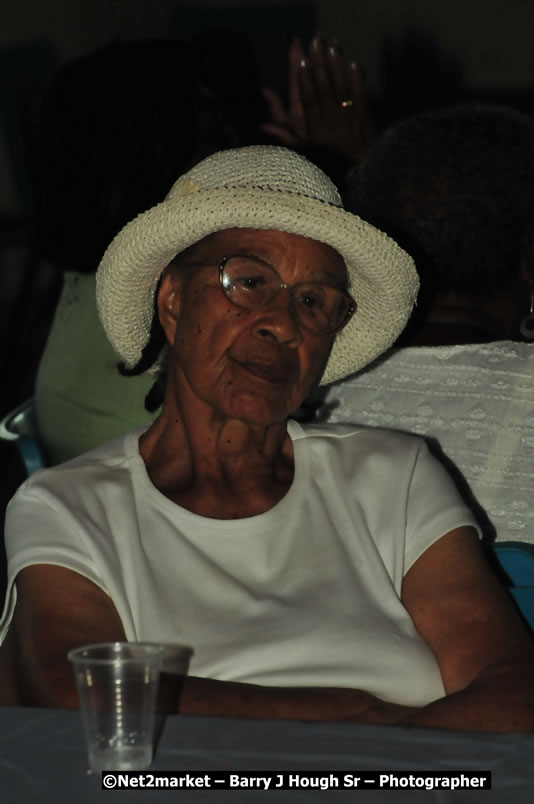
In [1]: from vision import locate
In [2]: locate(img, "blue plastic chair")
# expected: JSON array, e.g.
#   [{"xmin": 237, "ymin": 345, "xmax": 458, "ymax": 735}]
[
  {"xmin": 0, "ymin": 397, "xmax": 45, "ymax": 475},
  {"xmin": 492, "ymin": 542, "xmax": 534, "ymax": 631}
]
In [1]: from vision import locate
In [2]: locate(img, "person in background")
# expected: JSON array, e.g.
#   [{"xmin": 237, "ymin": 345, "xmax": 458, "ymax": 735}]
[
  {"xmin": 320, "ymin": 104, "xmax": 534, "ymax": 543},
  {"xmin": 31, "ymin": 38, "xmax": 265, "ymax": 464}
]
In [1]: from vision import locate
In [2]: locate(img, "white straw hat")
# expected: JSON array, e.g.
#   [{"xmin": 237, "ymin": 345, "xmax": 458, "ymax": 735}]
[{"xmin": 96, "ymin": 145, "xmax": 418, "ymax": 385}]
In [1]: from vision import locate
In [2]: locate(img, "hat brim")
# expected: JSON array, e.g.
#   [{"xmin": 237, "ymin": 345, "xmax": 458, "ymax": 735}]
[{"xmin": 97, "ymin": 187, "xmax": 418, "ymax": 385}]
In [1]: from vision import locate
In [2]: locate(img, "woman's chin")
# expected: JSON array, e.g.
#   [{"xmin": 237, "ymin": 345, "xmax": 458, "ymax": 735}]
[{"xmin": 221, "ymin": 392, "xmax": 294, "ymax": 427}]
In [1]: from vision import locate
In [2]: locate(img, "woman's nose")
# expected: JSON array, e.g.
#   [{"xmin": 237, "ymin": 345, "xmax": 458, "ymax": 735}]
[{"xmin": 254, "ymin": 288, "xmax": 302, "ymax": 344}]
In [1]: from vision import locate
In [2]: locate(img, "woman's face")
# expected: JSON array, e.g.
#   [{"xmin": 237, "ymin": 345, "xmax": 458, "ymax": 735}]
[{"xmin": 158, "ymin": 228, "xmax": 348, "ymax": 425}]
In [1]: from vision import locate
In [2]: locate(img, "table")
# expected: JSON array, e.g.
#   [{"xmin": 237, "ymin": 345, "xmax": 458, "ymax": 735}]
[{"xmin": 0, "ymin": 707, "xmax": 532, "ymax": 802}]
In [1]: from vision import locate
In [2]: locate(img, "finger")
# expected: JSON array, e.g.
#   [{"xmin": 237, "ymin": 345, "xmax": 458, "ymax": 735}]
[
  {"xmin": 261, "ymin": 87, "xmax": 289, "ymax": 127},
  {"xmin": 327, "ymin": 42, "xmax": 351, "ymax": 103},
  {"xmin": 289, "ymin": 46, "xmax": 308, "ymax": 139},
  {"xmin": 347, "ymin": 62, "xmax": 375, "ymax": 147},
  {"xmin": 347, "ymin": 61, "xmax": 367, "ymax": 106},
  {"xmin": 297, "ymin": 55, "xmax": 319, "ymax": 135},
  {"xmin": 288, "ymin": 37, "xmax": 306, "ymax": 120},
  {"xmin": 288, "ymin": 35, "xmax": 304, "ymax": 66},
  {"xmin": 308, "ymin": 35, "xmax": 334, "ymax": 117}
]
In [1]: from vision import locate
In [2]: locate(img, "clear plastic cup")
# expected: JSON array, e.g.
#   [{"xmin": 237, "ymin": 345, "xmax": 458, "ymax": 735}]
[
  {"xmin": 148, "ymin": 643, "xmax": 194, "ymax": 714},
  {"xmin": 68, "ymin": 642, "xmax": 165, "ymax": 771},
  {"xmin": 134, "ymin": 642, "xmax": 193, "ymax": 677}
]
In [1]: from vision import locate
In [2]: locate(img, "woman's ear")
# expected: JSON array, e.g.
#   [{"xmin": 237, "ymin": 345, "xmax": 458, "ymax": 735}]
[{"xmin": 157, "ymin": 266, "xmax": 182, "ymax": 346}]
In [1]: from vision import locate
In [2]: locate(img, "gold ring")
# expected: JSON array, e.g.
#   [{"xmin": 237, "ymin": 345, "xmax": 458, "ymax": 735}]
[{"xmin": 340, "ymin": 99, "xmax": 353, "ymax": 108}]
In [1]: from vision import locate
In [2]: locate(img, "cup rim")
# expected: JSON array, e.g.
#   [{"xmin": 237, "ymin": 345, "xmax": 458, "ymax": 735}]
[
  {"xmin": 136, "ymin": 641, "xmax": 194, "ymax": 660},
  {"xmin": 67, "ymin": 641, "xmax": 166, "ymax": 664}
]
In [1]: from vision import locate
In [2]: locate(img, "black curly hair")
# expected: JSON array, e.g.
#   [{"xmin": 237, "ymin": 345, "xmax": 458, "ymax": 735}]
[
  {"xmin": 118, "ymin": 255, "xmax": 197, "ymax": 413},
  {"xmin": 347, "ymin": 103, "xmax": 534, "ymax": 300}
]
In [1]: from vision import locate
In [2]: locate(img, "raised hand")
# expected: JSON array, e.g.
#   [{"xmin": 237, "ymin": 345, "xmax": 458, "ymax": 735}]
[{"xmin": 262, "ymin": 35, "xmax": 374, "ymax": 165}]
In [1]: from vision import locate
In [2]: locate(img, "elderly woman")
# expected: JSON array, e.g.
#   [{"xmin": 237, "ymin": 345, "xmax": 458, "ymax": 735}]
[{"xmin": 1, "ymin": 146, "xmax": 533, "ymax": 731}]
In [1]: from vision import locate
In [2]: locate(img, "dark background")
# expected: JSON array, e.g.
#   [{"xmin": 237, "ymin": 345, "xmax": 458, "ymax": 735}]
[{"xmin": 2, "ymin": 0, "xmax": 534, "ymax": 418}]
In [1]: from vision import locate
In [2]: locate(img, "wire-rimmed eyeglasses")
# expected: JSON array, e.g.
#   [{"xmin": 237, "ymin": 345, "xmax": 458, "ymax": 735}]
[{"xmin": 218, "ymin": 255, "xmax": 356, "ymax": 335}]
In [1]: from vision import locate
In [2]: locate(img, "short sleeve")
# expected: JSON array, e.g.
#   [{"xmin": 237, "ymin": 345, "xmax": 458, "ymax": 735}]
[
  {"xmin": 0, "ymin": 481, "xmax": 105, "ymax": 643},
  {"xmin": 403, "ymin": 439, "xmax": 481, "ymax": 572}
]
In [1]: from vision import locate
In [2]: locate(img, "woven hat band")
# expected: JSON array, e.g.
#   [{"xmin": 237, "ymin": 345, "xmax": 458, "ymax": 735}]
[{"xmin": 167, "ymin": 145, "xmax": 343, "ymax": 207}]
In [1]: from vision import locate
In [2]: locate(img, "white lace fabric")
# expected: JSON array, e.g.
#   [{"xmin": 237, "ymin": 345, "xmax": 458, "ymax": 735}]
[{"xmin": 322, "ymin": 341, "xmax": 534, "ymax": 543}]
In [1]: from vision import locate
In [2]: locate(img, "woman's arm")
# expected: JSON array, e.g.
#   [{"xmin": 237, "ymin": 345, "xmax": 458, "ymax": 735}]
[
  {"xmin": 4, "ymin": 535, "xmax": 534, "ymax": 732},
  {"xmin": 0, "ymin": 564, "xmax": 126, "ymax": 707},
  {"xmin": 176, "ymin": 527, "xmax": 534, "ymax": 731},
  {"xmin": 175, "ymin": 677, "xmax": 415, "ymax": 723},
  {"xmin": 0, "ymin": 564, "xmax": 413, "ymax": 720},
  {"xmin": 399, "ymin": 526, "xmax": 534, "ymax": 731}
]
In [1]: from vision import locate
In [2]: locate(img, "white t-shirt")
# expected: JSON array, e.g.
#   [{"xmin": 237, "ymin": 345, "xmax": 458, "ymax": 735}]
[
  {"xmin": 1, "ymin": 420, "xmax": 478, "ymax": 707},
  {"xmin": 321, "ymin": 341, "xmax": 534, "ymax": 543}
]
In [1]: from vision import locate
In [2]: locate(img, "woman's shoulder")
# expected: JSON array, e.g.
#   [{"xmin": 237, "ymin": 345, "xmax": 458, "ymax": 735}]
[
  {"xmin": 289, "ymin": 417, "xmax": 426, "ymax": 456},
  {"xmin": 9, "ymin": 426, "xmax": 146, "ymax": 508}
]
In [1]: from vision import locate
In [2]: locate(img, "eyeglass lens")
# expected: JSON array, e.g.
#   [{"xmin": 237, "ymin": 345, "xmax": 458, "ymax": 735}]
[{"xmin": 220, "ymin": 256, "xmax": 353, "ymax": 334}]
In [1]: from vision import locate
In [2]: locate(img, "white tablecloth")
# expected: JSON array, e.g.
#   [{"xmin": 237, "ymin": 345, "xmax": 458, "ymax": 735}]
[{"xmin": 0, "ymin": 707, "xmax": 532, "ymax": 803}]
